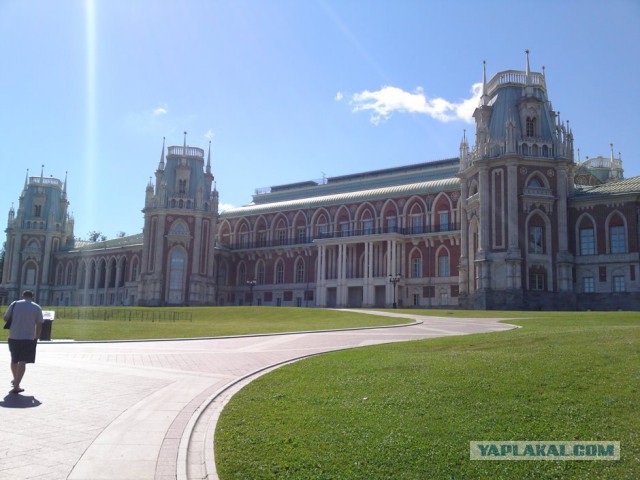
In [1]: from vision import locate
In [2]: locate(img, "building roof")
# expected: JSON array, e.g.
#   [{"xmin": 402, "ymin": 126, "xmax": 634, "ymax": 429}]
[
  {"xmin": 221, "ymin": 176, "xmax": 461, "ymax": 218},
  {"xmin": 573, "ymin": 175, "xmax": 640, "ymax": 199},
  {"xmin": 64, "ymin": 233, "xmax": 144, "ymax": 253}
]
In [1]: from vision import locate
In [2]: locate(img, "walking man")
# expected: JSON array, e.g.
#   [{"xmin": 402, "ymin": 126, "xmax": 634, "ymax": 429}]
[{"xmin": 4, "ymin": 290, "xmax": 43, "ymax": 394}]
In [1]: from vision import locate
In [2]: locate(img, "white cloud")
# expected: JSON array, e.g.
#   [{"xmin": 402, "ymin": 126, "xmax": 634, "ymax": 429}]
[
  {"xmin": 218, "ymin": 202, "xmax": 236, "ymax": 213},
  {"xmin": 335, "ymin": 91, "xmax": 344, "ymax": 101},
  {"xmin": 152, "ymin": 104, "xmax": 168, "ymax": 116},
  {"xmin": 204, "ymin": 129, "xmax": 215, "ymax": 140},
  {"xmin": 350, "ymin": 82, "xmax": 482, "ymax": 124}
]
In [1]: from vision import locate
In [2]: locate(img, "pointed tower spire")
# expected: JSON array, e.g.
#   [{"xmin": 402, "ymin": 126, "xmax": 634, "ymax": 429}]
[
  {"xmin": 183, "ymin": 131, "xmax": 187, "ymax": 149},
  {"xmin": 480, "ymin": 60, "xmax": 490, "ymax": 106},
  {"xmin": 24, "ymin": 169, "xmax": 29, "ymax": 190},
  {"xmin": 40, "ymin": 164, "xmax": 44, "ymax": 180},
  {"xmin": 610, "ymin": 143, "xmax": 615, "ymax": 161},
  {"xmin": 206, "ymin": 140, "xmax": 212, "ymax": 174},
  {"xmin": 525, "ymin": 49, "xmax": 530, "ymax": 76},
  {"xmin": 158, "ymin": 137, "xmax": 165, "ymax": 171},
  {"xmin": 482, "ymin": 60, "xmax": 487, "ymax": 95}
]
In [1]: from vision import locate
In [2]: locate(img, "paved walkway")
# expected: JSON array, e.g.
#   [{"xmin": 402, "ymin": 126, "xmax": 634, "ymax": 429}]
[{"xmin": 0, "ymin": 311, "xmax": 517, "ymax": 480}]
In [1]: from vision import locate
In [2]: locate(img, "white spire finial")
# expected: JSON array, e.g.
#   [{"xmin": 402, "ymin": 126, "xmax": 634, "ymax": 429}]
[
  {"xmin": 610, "ymin": 143, "xmax": 614, "ymax": 160},
  {"xmin": 525, "ymin": 49, "xmax": 530, "ymax": 76},
  {"xmin": 183, "ymin": 131, "xmax": 187, "ymax": 149}
]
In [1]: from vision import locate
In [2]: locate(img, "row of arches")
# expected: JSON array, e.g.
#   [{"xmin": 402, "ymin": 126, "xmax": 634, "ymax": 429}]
[
  {"xmin": 576, "ymin": 210, "xmax": 629, "ymax": 255},
  {"xmin": 53, "ymin": 255, "xmax": 140, "ymax": 288},
  {"xmin": 219, "ymin": 192, "xmax": 460, "ymax": 249}
]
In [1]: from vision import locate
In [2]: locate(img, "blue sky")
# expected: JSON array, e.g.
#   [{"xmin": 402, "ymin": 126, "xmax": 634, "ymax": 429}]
[{"xmin": 1, "ymin": 0, "xmax": 639, "ymax": 248}]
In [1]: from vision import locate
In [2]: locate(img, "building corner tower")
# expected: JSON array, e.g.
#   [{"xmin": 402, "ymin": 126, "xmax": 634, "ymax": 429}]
[
  {"xmin": 1, "ymin": 168, "xmax": 73, "ymax": 304},
  {"xmin": 138, "ymin": 134, "xmax": 219, "ymax": 306},
  {"xmin": 458, "ymin": 52, "xmax": 576, "ymax": 310}
]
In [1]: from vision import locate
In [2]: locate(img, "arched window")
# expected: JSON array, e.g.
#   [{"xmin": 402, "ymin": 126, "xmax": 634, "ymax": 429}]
[
  {"xmin": 411, "ymin": 256, "xmax": 422, "ymax": 278},
  {"xmin": 438, "ymin": 250, "xmax": 450, "ymax": 277},
  {"xmin": 528, "ymin": 176, "xmax": 543, "ymax": 188},
  {"xmin": 56, "ymin": 264, "xmax": 64, "ymax": 286},
  {"xmin": 275, "ymin": 260, "xmax": 284, "ymax": 284},
  {"xmin": 608, "ymin": 216, "xmax": 626, "ymax": 254},
  {"xmin": 295, "ymin": 259, "xmax": 305, "ymax": 283},
  {"xmin": 130, "ymin": 257, "xmax": 139, "ymax": 282},
  {"xmin": 528, "ymin": 215, "xmax": 545, "ymax": 254},
  {"xmin": 409, "ymin": 204, "xmax": 424, "ymax": 234},
  {"xmin": 108, "ymin": 258, "xmax": 117, "ymax": 288},
  {"xmin": 578, "ymin": 217, "xmax": 596, "ymax": 255},
  {"xmin": 276, "ymin": 219, "xmax": 287, "ymax": 245},
  {"xmin": 256, "ymin": 261, "xmax": 265, "ymax": 285},
  {"xmin": 89, "ymin": 261, "xmax": 96, "ymax": 288},
  {"xmin": 238, "ymin": 222, "xmax": 250, "ymax": 248},
  {"xmin": 315, "ymin": 213, "xmax": 328, "ymax": 238},
  {"xmin": 98, "ymin": 259, "xmax": 107, "ymax": 288}
]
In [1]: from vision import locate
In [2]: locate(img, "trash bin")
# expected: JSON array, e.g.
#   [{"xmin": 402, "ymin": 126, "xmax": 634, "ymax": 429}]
[
  {"xmin": 40, "ymin": 310, "xmax": 55, "ymax": 341},
  {"xmin": 41, "ymin": 320, "xmax": 53, "ymax": 341}
]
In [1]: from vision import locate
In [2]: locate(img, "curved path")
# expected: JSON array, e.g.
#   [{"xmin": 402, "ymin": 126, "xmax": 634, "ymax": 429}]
[{"xmin": 0, "ymin": 311, "xmax": 516, "ymax": 480}]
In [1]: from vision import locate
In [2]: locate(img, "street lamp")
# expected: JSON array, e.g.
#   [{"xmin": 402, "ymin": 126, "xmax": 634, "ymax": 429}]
[
  {"xmin": 246, "ymin": 279, "xmax": 257, "ymax": 306},
  {"xmin": 388, "ymin": 274, "xmax": 401, "ymax": 309}
]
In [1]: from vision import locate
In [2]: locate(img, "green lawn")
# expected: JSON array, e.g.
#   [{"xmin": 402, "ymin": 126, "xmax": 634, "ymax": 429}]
[
  {"xmin": 0, "ymin": 306, "xmax": 404, "ymax": 341},
  {"xmin": 215, "ymin": 311, "xmax": 640, "ymax": 480}
]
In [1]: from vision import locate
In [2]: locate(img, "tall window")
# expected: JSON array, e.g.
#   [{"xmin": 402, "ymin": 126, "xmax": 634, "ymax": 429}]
[
  {"xmin": 529, "ymin": 226, "xmax": 544, "ymax": 254},
  {"xmin": 34, "ymin": 205, "xmax": 42, "ymax": 217},
  {"xmin": 340, "ymin": 221, "xmax": 349, "ymax": 237},
  {"xmin": 168, "ymin": 249, "xmax": 186, "ymax": 303},
  {"xmin": 531, "ymin": 273, "xmax": 545, "ymax": 290},
  {"xmin": 580, "ymin": 228, "xmax": 595, "ymax": 255},
  {"xmin": 526, "ymin": 117, "xmax": 536, "ymax": 137},
  {"xmin": 257, "ymin": 230, "xmax": 266, "ymax": 247},
  {"xmin": 276, "ymin": 262, "xmax": 284, "ymax": 284},
  {"xmin": 411, "ymin": 256, "xmax": 422, "ymax": 278},
  {"xmin": 439, "ymin": 212, "xmax": 449, "ymax": 232},
  {"xmin": 178, "ymin": 179, "xmax": 187, "ymax": 194},
  {"xmin": 583, "ymin": 276, "xmax": 595, "ymax": 293},
  {"xmin": 438, "ymin": 253, "xmax": 450, "ymax": 277},
  {"xmin": 240, "ymin": 232, "xmax": 249, "ymax": 248},
  {"xmin": 257, "ymin": 263, "xmax": 265, "ymax": 285},
  {"xmin": 277, "ymin": 228, "xmax": 287, "ymax": 245},
  {"xmin": 363, "ymin": 219, "xmax": 373, "ymax": 235},
  {"xmin": 297, "ymin": 227, "xmax": 306, "ymax": 244},
  {"xmin": 295, "ymin": 261, "xmax": 305, "ymax": 283},
  {"xmin": 610, "ymin": 225, "xmax": 626, "ymax": 254},
  {"xmin": 613, "ymin": 275, "xmax": 625, "ymax": 292},
  {"xmin": 411, "ymin": 215, "xmax": 423, "ymax": 234},
  {"xmin": 131, "ymin": 258, "xmax": 139, "ymax": 282},
  {"xmin": 387, "ymin": 217, "xmax": 397, "ymax": 233}
]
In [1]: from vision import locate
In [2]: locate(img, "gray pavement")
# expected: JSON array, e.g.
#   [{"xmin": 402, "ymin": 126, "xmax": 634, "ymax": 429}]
[{"xmin": 0, "ymin": 310, "xmax": 517, "ymax": 480}]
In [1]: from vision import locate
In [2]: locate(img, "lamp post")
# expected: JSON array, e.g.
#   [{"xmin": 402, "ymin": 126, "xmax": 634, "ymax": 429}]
[
  {"xmin": 246, "ymin": 279, "xmax": 256, "ymax": 306},
  {"xmin": 388, "ymin": 274, "xmax": 401, "ymax": 309}
]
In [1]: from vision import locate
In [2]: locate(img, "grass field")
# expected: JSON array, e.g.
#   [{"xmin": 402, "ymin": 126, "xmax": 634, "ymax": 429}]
[
  {"xmin": 215, "ymin": 311, "xmax": 640, "ymax": 480},
  {"xmin": 0, "ymin": 306, "xmax": 403, "ymax": 341}
]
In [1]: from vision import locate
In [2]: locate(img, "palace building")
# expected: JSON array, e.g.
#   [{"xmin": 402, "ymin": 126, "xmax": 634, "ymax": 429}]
[{"xmin": 2, "ymin": 57, "xmax": 639, "ymax": 310}]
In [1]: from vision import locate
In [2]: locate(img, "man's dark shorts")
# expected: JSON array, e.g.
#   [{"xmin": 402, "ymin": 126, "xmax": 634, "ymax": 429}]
[{"xmin": 8, "ymin": 339, "xmax": 38, "ymax": 363}]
